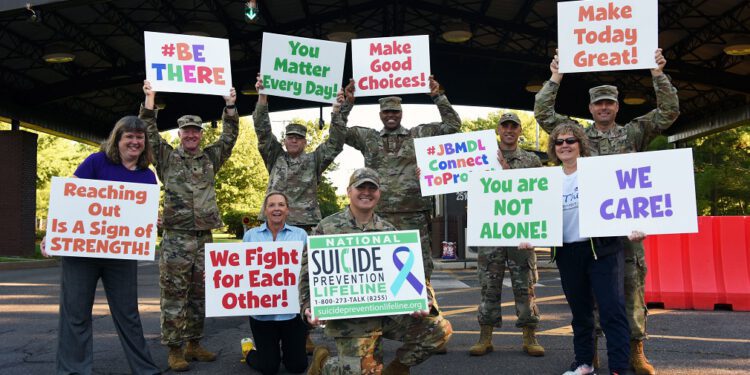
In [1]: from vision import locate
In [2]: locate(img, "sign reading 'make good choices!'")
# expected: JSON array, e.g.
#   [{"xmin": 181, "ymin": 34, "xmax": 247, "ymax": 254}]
[{"xmin": 307, "ymin": 230, "xmax": 428, "ymax": 320}]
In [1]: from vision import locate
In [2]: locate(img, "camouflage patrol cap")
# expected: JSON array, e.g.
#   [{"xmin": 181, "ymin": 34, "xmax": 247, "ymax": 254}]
[
  {"xmin": 348, "ymin": 167, "xmax": 380, "ymax": 188},
  {"xmin": 498, "ymin": 112, "xmax": 522, "ymax": 126},
  {"xmin": 379, "ymin": 96, "xmax": 402, "ymax": 111},
  {"xmin": 177, "ymin": 115, "xmax": 203, "ymax": 130},
  {"xmin": 589, "ymin": 85, "xmax": 619, "ymax": 103},
  {"xmin": 285, "ymin": 123, "xmax": 307, "ymax": 138}
]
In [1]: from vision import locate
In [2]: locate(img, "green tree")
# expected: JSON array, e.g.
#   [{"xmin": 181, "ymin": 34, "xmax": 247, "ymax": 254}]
[{"xmin": 691, "ymin": 125, "xmax": 750, "ymax": 215}]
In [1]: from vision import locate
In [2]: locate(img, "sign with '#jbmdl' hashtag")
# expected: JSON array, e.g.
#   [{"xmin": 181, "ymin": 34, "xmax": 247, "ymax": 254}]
[{"xmin": 414, "ymin": 130, "xmax": 502, "ymax": 196}]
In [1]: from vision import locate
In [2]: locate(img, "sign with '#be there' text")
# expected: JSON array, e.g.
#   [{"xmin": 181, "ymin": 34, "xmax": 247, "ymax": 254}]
[
  {"xmin": 144, "ymin": 31, "xmax": 232, "ymax": 96},
  {"xmin": 467, "ymin": 168, "xmax": 563, "ymax": 247},
  {"xmin": 45, "ymin": 177, "xmax": 159, "ymax": 261},
  {"xmin": 351, "ymin": 35, "xmax": 430, "ymax": 97},
  {"xmin": 259, "ymin": 33, "xmax": 346, "ymax": 103},
  {"xmin": 205, "ymin": 241, "xmax": 302, "ymax": 317},
  {"xmin": 578, "ymin": 148, "xmax": 698, "ymax": 237},
  {"xmin": 414, "ymin": 130, "xmax": 501, "ymax": 196},
  {"xmin": 557, "ymin": 0, "xmax": 657, "ymax": 73},
  {"xmin": 307, "ymin": 230, "xmax": 428, "ymax": 320}
]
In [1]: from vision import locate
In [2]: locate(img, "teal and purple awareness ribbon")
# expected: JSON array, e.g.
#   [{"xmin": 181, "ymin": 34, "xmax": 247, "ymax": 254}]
[{"xmin": 390, "ymin": 246, "xmax": 424, "ymax": 295}]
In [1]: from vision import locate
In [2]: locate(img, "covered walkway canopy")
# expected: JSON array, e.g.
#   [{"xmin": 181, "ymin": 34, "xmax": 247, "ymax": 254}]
[{"xmin": 1, "ymin": 0, "xmax": 748, "ymax": 144}]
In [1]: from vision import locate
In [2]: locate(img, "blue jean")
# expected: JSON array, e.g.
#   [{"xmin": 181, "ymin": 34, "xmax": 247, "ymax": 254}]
[{"xmin": 556, "ymin": 241, "xmax": 630, "ymax": 372}]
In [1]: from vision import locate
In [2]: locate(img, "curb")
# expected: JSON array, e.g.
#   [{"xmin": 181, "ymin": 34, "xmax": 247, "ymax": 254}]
[{"xmin": 0, "ymin": 259, "xmax": 59, "ymax": 271}]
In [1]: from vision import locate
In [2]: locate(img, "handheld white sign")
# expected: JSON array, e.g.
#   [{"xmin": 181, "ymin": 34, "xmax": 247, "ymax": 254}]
[
  {"xmin": 577, "ymin": 148, "xmax": 698, "ymax": 237},
  {"xmin": 351, "ymin": 35, "xmax": 431, "ymax": 97},
  {"xmin": 45, "ymin": 177, "xmax": 159, "ymax": 261},
  {"xmin": 144, "ymin": 31, "xmax": 232, "ymax": 96}
]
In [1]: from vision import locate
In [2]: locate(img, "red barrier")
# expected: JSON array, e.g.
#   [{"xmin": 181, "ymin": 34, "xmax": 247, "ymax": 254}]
[{"xmin": 644, "ymin": 216, "xmax": 750, "ymax": 311}]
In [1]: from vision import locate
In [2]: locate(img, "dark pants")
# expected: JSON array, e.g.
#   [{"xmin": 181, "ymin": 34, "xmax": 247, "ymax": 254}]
[
  {"xmin": 246, "ymin": 315, "xmax": 308, "ymax": 375},
  {"xmin": 57, "ymin": 257, "xmax": 160, "ymax": 375},
  {"xmin": 556, "ymin": 241, "xmax": 630, "ymax": 372}
]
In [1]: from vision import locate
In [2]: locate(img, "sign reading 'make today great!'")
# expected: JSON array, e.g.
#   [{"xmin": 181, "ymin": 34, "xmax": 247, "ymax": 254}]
[{"xmin": 307, "ymin": 230, "xmax": 428, "ymax": 320}]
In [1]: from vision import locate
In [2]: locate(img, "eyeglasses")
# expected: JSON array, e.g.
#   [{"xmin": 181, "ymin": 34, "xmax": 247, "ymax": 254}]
[
  {"xmin": 554, "ymin": 137, "xmax": 579, "ymax": 146},
  {"xmin": 499, "ymin": 122, "xmax": 520, "ymax": 129}
]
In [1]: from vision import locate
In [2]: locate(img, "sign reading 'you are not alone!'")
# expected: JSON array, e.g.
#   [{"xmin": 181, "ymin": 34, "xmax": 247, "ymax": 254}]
[
  {"xmin": 351, "ymin": 35, "xmax": 431, "ymax": 97},
  {"xmin": 205, "ymin": 242, "xmax": 302, "ymax": 317},
  {"xmin": 414, "ymin": 130, "xmax": 502, "ymax": 196},
  {"xmin": 45, "ymin": 177, "xmax": 160, "ymax": 261},
  {"xmin": 144, "ymin": 31, "xmax": 232, "ymax": 96},
  {"xmin": 307, "ymin": 230, "xmax": 428, "ymax": 320},
  {"xmin": 467, "ymin": 168, "xmax": 563, "ymax": 247},
  {"xmin": 557, "ymin": 0, "xmax": 657, "ymax": 73},
  {"xmin": 577, "ymin": 148, "xmax": 698, "ymax": 237},
  {"xmin": 260, "ymin": 32, "xmax": 346, "ymax": 103}
]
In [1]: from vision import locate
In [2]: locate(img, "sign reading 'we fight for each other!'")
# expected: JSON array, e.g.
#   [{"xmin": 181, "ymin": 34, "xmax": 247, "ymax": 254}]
[{"xmin": 144, "ymin": 31, "xmax": 232, "ymax": 96}]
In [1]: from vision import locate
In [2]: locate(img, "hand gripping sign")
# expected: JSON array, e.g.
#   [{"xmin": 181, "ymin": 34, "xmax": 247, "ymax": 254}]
[
  {"xmin": 577, "ymin": 148, "xmax": 698, "ymax": 237},
  {"xmin": 259, "ymin": 32, "xmax": 346, "ymax": 103},
  {"xmin": 144, "ymin": 31, "xmax": 232, "ymax": 96},
  {"xmin": 307, "ymin": 230, "xmax": 428, "ymax": 320},
  {"xmin": 557, "ymin": 0, "xmax": 658, "ymax": 73},
  {"xmin": 205, "ymin": 241, "xmax": 303, "ymax": 317},
  {"xmin": 351, "ymin": 35, "xmax": 431, "ymax": 97},
  {"xmin": 45, "ymin": 177, "xmax": 159, "ymax": 261}
]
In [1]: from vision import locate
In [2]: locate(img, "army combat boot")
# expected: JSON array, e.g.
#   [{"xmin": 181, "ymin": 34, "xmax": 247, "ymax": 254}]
[
  {"xmin": 630, "ymin": 340, "xmax": 656, "ymax": 374},
  {"xmin": 522, "ymin": 326, "xmax": 545, "ymax": 356},
  {"xmin": 382, "ymin": 358, "xmax": 410, "ymax": 375},
  {"xmin": 185, "ymin": 340, "xmax": 217, "ymax": 362},
  {"xmin": 469, "ymin": 325, "xmax": 494, "ymax": 356},
  {"xmin": 307, "ymin": 346, "xmax": 330, "ymax": 375},
  {"xmin": 167, "ymin": 345, "xmax": 189, "ymax": 372}
]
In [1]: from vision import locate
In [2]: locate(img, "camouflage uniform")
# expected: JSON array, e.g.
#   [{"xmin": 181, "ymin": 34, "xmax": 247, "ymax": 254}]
[
  {"xmin": 534, "ymin": 74, "xmax": 680, "ymax": 340},
  {"xmin": 253, "ymin": 102, "xmax": 346, "ymax": 226},
  {"xmin": 299, "ymin": 206, "xmax": 453, "ymax": 374},
  {"xmin": 140, "ymin": 105, "xmax": 239, "ymax": 346},
  {"xmin": 477, "ymin": 148, "xmax": 543, "ymax": 328},
  {"xmin": 341, "ymin": 95, "xmax": 462, "ymax": 280}
]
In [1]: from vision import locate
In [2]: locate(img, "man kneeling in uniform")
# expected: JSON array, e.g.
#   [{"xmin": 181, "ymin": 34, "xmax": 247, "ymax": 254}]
[{"xmin": 299, "ymin": 168, "xmax": 453, "ymax": 375}]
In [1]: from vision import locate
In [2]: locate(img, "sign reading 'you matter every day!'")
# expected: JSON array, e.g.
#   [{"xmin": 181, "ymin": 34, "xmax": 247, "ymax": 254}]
[
  {"xmin": 144, "ymin": 31, "xmax": 232, "ymax": 96},
  {"xmin": 260, "ymin": 32, "xmax": 346, "ymax": 103},
  {"xmin": 307, "ymin": 230, "xmax": 428, "ymax": 320}
]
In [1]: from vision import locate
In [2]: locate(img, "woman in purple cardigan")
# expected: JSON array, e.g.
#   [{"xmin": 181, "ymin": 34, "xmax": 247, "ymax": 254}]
[{"xmin": 43, "ymin": 116, "xmax": 161, "ymax": 375}]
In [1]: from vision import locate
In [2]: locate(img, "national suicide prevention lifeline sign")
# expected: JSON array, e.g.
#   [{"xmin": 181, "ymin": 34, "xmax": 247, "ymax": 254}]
[
  {"xmin": 307, "ymin": 230, "xmax": 428, "ymax": 320},
  {"xmin": 144, "ymin": 31, "xmax": 232, "ymax": 96}
]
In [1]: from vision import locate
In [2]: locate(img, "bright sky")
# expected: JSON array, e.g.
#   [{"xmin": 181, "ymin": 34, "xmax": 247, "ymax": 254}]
[{"xmin": 261, "ymin": 103, "xmax": 506, "ymax": 194}]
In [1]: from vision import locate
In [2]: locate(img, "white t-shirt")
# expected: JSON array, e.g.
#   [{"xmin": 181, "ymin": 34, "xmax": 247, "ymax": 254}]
[{"xmin": 562, "ymin": 171, "xmax": 589, "ymax": 243}]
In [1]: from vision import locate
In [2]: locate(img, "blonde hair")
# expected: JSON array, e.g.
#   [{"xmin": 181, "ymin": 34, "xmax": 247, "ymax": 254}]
[
  {"xmin": 101, "ymin": 116, "xmax": 153, "ymax": 170},
  {"xmin": 546, "ymin": 121, "xmax": 591, "ymax": 165}
]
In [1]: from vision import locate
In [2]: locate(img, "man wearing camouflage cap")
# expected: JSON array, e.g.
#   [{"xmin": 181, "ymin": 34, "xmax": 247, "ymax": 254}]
[
  {"xmin": 299, "ymin": 168, "xmax": 453, "ymax": 375},
  {"xmin": 469, "ymin": 112, "xmax": 545, "ymax": 358},
  {"xmin": 141, "ymin": 80, "xmax": 240, "ymax": 371},
  {"xmin": 340, "ymin": 75, "xmax": 461, "ymax": 284},
  {"xmin": 252, "ymin": 74, "xmax": 346, "ymax": 232},
  {"xmin": 534, "ymin": 48, "xmax": 680, "ymax": 375}
]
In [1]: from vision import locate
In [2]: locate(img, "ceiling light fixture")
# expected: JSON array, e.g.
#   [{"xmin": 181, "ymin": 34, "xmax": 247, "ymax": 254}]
[
  {"xmin": 442, "ymin": 21, "xmax": 472, "ymax": 43},
  {"xmin": 623, "ymin": 91, "xmax": 647, "ymax": 105},
  {"xmin": 525, "ymin": 79, "xmax": 544, "ymax": 93},
  {"xmin": 241, "ymin": 84, "xmax": 258, "ymax": 96},
  {"xmin": 327, "ymin": 22, "xmax": 357, "ymax": 43},
  {"xmin": 723, "ymin": 34, "xmax": 750, "ymax": 56},
  {"xmin": 42, "ymin": 44, "xmax": 75, "ymax": 63}
]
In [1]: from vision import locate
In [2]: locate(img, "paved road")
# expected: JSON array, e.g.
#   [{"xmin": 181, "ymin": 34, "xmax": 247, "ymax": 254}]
[{"xmin": 1, "ymin": 252, "xmax": 749, "ymax": 374}]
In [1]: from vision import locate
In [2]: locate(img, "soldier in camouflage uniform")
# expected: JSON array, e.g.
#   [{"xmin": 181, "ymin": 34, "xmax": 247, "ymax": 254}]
[
  {"xmin": 141, "ymin": 81, "xmax": 240, "ymax": 372},
  {"xmin": 253, "ymin": 73, "xmax": 346, "ymax": 354},
  {"xmin": 253, "ymin": 73, "xmax": 346, "ymax": 231},
  {"xmin": 534, "ymin": 49, "xmax": 680, "ymax": 375},
  {"xmin": 300, "ymin": 168, "xmax": 453, "ymax": 375},
  {"xmin": 340, "ymin": 76, "xmax": 462, "ymax": 282},
  {"xmin": 469, "ymin": 112, "xmax": 545, "ymax": 358}
]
